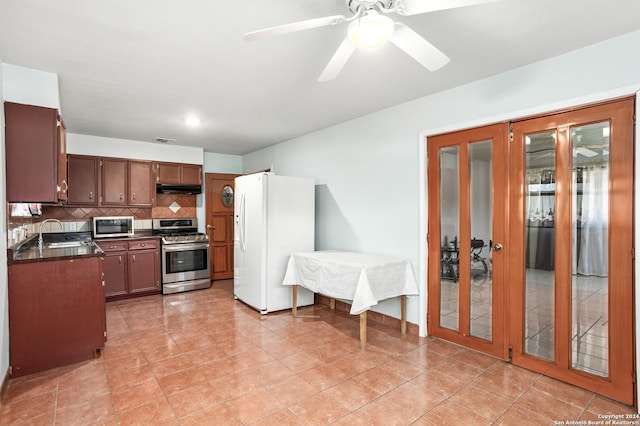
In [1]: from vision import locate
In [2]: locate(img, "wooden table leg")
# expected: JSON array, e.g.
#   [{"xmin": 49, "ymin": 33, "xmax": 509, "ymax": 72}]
[
  {"xmin": 292, "ymin": 285, "xmax": 298, "ymax": 318},
  {"xmin": 359, "ymin": 311, "xmax": 367, "ymax": 350},
  {"xmin": 400, "ymin": 295, "xmax": 407, "ymax": 335}
]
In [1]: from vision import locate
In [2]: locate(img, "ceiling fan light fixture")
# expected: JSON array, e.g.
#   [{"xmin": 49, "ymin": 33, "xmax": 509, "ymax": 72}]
[{"xmin": 348, "ymin": 10, "xmax": 394, "ymax": 51}]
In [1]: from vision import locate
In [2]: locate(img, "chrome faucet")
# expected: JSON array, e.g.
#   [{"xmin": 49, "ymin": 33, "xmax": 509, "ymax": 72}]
[{"xmin": 38, "ymin": 219, "xmax": 63, "ymax": 250}]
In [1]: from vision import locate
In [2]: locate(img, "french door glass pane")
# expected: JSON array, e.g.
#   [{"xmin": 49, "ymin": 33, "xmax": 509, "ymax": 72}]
[
  {"xmin": 440, "ymin": 146, "xmax": 460, "ymax": 331},
  {"xmin": 524, "ymin": 131, "xmax": 556, "ymax": 361},
  {"xmin": 469, "ymin": 141, "xmax": 492, "ymax": 341},
  {"xmin": 571, "ymin": 122, "xmax": 610, "ymax": 377}
]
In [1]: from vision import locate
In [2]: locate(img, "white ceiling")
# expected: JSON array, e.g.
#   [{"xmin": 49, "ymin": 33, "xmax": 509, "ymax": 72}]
[{"xmin": 1, "ymin": 0, "xmax": 639, "ymax": 155}]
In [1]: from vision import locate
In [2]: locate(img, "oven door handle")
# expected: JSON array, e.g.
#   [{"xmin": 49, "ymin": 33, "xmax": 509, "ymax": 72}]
[{"xmin": 162, "ymin": 243, "xmax": 210, "ymax": 252}]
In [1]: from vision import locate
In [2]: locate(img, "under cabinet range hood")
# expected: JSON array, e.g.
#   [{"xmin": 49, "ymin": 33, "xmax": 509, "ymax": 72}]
[{"xmin": 156, "ymin": 183, "xmax": 202, "ymax": 194}]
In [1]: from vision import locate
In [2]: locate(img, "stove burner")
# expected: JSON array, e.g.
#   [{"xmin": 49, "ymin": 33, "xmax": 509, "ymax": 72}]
[{"xmin": 152, "ymin": 217, "xmax": 208, "ymax": 244}]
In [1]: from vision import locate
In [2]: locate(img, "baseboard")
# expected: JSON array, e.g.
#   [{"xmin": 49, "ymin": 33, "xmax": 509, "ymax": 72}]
[
  {"xmin": 315, "ymin": 294, "xmax": 419, "ymax": 336},
  {"xmin": 0, "ymin": 366, "xmax": 10, "ymax": 406}
]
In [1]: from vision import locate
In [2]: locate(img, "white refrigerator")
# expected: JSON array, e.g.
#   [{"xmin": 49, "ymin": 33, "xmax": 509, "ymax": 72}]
[{"xmin": 234, "ymin": 172, "xmax": 315, "ymax": 313}]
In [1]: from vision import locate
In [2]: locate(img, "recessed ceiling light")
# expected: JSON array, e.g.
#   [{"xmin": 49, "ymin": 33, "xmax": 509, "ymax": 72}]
[{"xmin": 185, "ymin": 115, "xmax": 200, "ymax": 127}]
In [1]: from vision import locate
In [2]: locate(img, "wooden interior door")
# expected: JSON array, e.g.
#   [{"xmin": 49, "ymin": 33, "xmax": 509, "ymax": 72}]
[
  {"xmin": 205, "ymin": 173, "xmax": 239, "ymax": 280},
  {"xmin": 509, "ymin": 98, "xmax": 635, "ymax": 404},
  {"xmin": 427, "ymin": 123, "xmax": 509, "ymax": 359}
]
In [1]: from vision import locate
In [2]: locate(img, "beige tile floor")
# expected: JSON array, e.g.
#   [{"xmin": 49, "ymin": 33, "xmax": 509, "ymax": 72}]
[{"xmin": 0, "ymin": 279, "xmax": 636, "ymax": 425}]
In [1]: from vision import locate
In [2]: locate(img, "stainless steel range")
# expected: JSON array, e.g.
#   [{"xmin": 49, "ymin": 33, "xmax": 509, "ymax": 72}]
[{"xmin": 152, "ymin": 218, "xmax": 210, "ymax": 295}]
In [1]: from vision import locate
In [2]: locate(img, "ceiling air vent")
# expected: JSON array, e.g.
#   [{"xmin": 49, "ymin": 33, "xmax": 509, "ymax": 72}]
[{"xmin": 154, "ymin": 137, "xmax": 176, "ymax": 144}]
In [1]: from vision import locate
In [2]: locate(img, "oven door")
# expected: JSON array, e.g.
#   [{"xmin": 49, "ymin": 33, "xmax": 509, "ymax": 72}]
[{"xmin": 162, "ymin": 242, "xmax": 210, "ymax": 284}]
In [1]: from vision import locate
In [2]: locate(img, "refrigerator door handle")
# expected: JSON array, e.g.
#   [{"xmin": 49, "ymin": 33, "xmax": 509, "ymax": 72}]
[{"xmin": 240, "ymin": 193, "xmax": 247, "ymax": 253}]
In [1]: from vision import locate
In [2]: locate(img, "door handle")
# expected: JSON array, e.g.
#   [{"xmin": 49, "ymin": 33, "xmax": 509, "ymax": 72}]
[
  {"xmin": 493, "ymin": 243, "xmax": 504, "ymax": 251},
  {"xmin": 207, "ymin": 224, "xmax": 214, "ymax": 230}
]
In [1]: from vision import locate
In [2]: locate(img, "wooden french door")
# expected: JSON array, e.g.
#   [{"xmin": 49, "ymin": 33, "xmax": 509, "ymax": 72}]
[
  {"xmin": 205, "ymin": 173, "xmax": 240, "ymax": 280},
  {"xmin": 428, "ymin": 98, "xmax": 635, "ymax": 404},
  {"xmin": 509, "ymin": 98, "xmax": 635, "ymax": 404},
  {"xmin": 428, "ymin": 123, "xmax": 509, "ymax": 359}
]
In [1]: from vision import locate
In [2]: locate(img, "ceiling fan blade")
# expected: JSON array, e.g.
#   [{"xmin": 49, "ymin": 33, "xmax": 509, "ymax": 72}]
[
  {"xmin": 395, "ymin": 0, "xmax": 503, "ymax": 16},
  {"xmin": 244, "ymin": 15, "xmax": 346, "ymax": 41},
  {"xmin": 318, "ymin": 37, "xmax": 356, "ymax": 82},
  {"xmin": 390, "ymin": 23, "xmax": 450, "ymax": 71}
]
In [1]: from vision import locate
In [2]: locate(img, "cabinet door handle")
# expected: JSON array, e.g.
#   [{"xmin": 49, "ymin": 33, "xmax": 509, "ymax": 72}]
[
  {"xmin": 132, "ymin": 192, "xmax": 136, "ymax": 201},
  {"xmin": 89, "ymin": 191, "xmax": 93, "ymax": 200},
  {"xmin": 120, "ymin": 193, "xmax": 124, "ymax": 200},
  {"xmin": 118, "ymin": 255, "xmax": 122, "ymax": 264},
  {"xmin": 132, "ymin": 254, "xmax": 136, "ymax": 263},
  {"xmin": 61, "ymin": 180, "xmax": 68, "ymax": 193}
]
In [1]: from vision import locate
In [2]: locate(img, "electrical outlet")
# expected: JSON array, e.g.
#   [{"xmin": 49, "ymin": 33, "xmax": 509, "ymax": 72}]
[{"xmin": 69, "ymin": 222, "xmax": 77, "ymax": 231}]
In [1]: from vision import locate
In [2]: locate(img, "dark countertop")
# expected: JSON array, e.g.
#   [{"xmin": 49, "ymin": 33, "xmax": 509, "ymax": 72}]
[
  {"xmin": 9, "ymin": 232, "xmax": 101, "ymax": 264},
  {"xmin": 8, "ymin": 231, "xmax": 160, "ymax": 264},
  {"xmin": 92, "ymin": 229, "xmax": 157, "ymax": 242}
]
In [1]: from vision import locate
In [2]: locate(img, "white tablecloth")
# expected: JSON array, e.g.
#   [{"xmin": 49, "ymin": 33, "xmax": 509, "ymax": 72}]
[{"xmin": 282, "ymin": 250, "xmax": 419, "ymax": 315}]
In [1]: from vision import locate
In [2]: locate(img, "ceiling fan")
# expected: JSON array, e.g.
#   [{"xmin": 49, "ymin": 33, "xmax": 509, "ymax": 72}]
[{"xmin": 243, "ymin": 0, "xmax": 504, "ymax": 81}]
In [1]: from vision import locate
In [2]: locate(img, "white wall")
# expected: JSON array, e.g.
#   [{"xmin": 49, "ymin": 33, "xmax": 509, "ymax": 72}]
[
  {"xmin": 203, "ymin": 152, "xmax": 242, "ymax": 174},
  {"xmin": 2, "ymin": 63, "xmax": 60, "ymax": 109},
  {"xmin": 243, "ymin": 30, "xmax": 640, "ymax": 345},
  {"xmin": 0, "ymin": 58, "xmax": 9, "ymax": 387},
  {"xmin": 67, "ymin": 133, "xmax": 203, "ymax": 164}
]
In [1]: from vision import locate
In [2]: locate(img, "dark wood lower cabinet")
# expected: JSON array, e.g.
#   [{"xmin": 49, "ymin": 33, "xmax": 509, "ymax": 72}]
[
  {"xmin": 8, "ymin": 257, "xmax": 105, "ymax": 377},
  {"xmin": 101, "ymin": 245, "xmax": 128, "ymax": 298},
  {"xmin": 97, "ymin": 238, "xmax": 160, "ymax": 300},
  {"xmin": 128, "ymin": 249, "xmax": 159, "ymax": 293}
]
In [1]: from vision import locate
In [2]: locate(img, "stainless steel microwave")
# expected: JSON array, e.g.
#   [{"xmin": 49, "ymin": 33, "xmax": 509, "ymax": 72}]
[{"xmin": 92, "ymin": 216, "xmax": 134, "ymax": 238}]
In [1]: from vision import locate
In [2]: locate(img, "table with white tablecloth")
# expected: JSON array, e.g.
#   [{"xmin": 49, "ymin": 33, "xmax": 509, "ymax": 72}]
[{"xmin": 282, "ymin": 250, "xmax": 419, "ymax": 349}]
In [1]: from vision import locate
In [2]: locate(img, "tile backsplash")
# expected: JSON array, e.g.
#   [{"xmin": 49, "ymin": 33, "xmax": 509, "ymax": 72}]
[{"xmin": 7, "ymin": 193, "xmax": 198, "ymax": 247}]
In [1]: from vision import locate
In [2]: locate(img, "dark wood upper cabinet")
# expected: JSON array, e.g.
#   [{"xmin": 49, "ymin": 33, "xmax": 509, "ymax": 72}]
[
  {"xmin": 67, "ymin": 155, "xmax": 99, "ymax": 206},
  {"xmin": 101, "ymin": 158, "xmax": 128, "ymax": 205},
  {"xmin": 156, "ymin": 162, "xmax": 181, "ymax": 184},
  {"xmin": 128, "ymin": 161, "xmax": 154, "ymax": 206},
  {"xmin": 67, "ymin": 156, "xmax": 154, "ymax": 207},
  {"xmin": 5, "ymin": 102, "xmax": 67, "ymax": 203},
  {"xmin": 64, "ymin": 155, "xmax": 197, "ymax": 207},
  {"xmin": 181, "ymin": 164, "xmax": 202, "ymax": 185},
  {"xmin": 156, "ymin": 162, "xmax": 202, "ymax": 185},
  {"xmin": 58, "ymin": 119, "xmax": 68, "ymax": 201}
]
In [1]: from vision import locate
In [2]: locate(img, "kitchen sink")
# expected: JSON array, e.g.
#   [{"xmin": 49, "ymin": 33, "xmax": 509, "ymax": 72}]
[{"xmin": 40, "ymin": 241, "xmax": 93, "ymax": 249}]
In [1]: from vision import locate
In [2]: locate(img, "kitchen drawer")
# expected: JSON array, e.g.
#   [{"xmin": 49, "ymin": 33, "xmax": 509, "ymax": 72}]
[
  {"xmin": 96, "ymin": 241, "xmax": 127, "ymax": 252},
  {"xmin": 128, "ymin": 239, "xmax": 159, "ymax": 251}
]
